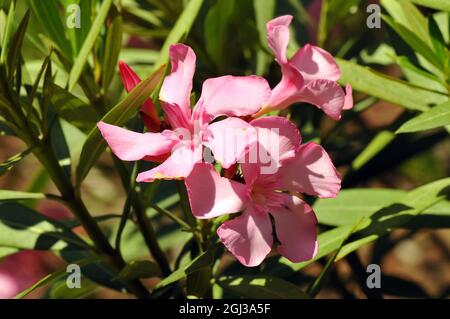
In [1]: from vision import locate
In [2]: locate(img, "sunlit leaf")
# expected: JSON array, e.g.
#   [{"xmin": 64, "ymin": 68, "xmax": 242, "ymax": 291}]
[
  {"xmin": 153, "ymin": 0, "xmax": 204, "ymax": 70},
  {"xmin": 337, "ymin": 59, "xmax": 446, "ymax": 111},
  {"xmin": 68, "ymin": 0, "xmax": 113, "ymax": 91},
  {"xmin": 396, "ymin": 100, "xmax": 450, "ymax": 133}
]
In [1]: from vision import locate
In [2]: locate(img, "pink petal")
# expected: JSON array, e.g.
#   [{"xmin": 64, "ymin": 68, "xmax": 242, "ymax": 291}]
[
  {"xmin": 136, "ymin": 143, "xmax": 200, "ymax": 182},
  {"xmin": 278, "ymin": 142, "xmax": 341, "ymax": 198},
  {"xmin": 118, "ymin": 61, "xmax": 160, "ymax": 132},
  {"xmin": 343, "ymin": 84, "xmax": 353, "ymax": 110},
  {"xmin": 159, "ymin": 44, "xmax": 196, "ymax": 120},
  {"xmin": 217, "ymin": 207, "xmax": 273, "ymax": 267},
  {"xmin": 250, "ymin": 116, "xmax": 301, "ymax": 166},
  {"xmin": 260, "ymin": 63, "xmax": 305, "ymax": 114},
  {"xmin": 290, "ymin": 44, "xmax": 341, "ymax": 83},
  {"xmin": 198, "ymin": 75, "xmax": 271, "ymax": 117},
  {"xmin": 270, "ymin": 195, "xmax": 318, "ymax": 263},
  {"xmin": 161, "ymin": 101, "xmax": 192, "ymax": 130},
  {"xmin": 204, "ymin": 118, "xmax": 257, "ymax": 169},
  {"xmin": 266, "ymin": 15, "xmax": 293, "ymax": 64},
  {"xmin": 300, "ymin": 79, "xmax": 347, "ymax": 120},
  {"xmin": 97, "ymin": 121, "xmax": 177, "ymax": 161},
  {"xmin": 185, "ymin": 163, "xmax": 249, "ymax": 219}
]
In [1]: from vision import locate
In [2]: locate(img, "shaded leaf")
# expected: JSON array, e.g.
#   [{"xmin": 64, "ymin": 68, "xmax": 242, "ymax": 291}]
[
  {"xmin": 218, "ymin": 276, "xmax": 309, "ymax": 299},
  {"xmin": 0, "ymin": 202, "xmax": 90, "ymax": 251},
  {"xmin": 115, "ymin": 260, "xmax": 161, "ymax": 281},
  {"xmin": 0, "ymin": 148, "xmax": 32, "ymax": 176},
  {"xmin": 47, "ymin": 82, "xmax": 98, "ymax": 133},
  {"xmin": 155, "ymin": 248, "xmax": 216, "ymax": 289}
]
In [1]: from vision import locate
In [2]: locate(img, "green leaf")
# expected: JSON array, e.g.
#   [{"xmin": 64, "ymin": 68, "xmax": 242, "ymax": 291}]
[
  {"xmin": 410, "ymin": 0, "xmax": 450, "ymax": 11},
  {"xmin": 267, "ymin": 179, "xmax": 450, "ymax": 277},
  {"xmin": 115, "ymin": 260, "xmax": 162, "ymax": 281},
  {"xmin": 382, "ymin": 15, "xmax": 442, "ymax": 70},
  {"xmin": 47, "ymin": 82, "xmax": 98, "ymax": 133},
  {"xmin": 396, "ymin": 100, "xmax": 450, "ymax": 133},
  {"xmin": 102, "ymin": 13, "xmax": 123, "ymax": 92},
  {"xmin": 381, "ymin": 0, "xmax": 431, "ymax": 47},
  {"xmin": 337, "ymin": 58, "xmax": 446, "ymax": 111},
  {"xmin": 14, "ymin": 256, "xmax": 101, "ymax": 299},
  {"xmin": 204, "ymin": 0, "xmax": 235, "ymax": 69},
  {"xmin": 0, "ymin": 202, "xmax": 91, "ymax": 252},
  {"xmin": 337, "ymin": 178, "xmax": 450, "ymax": 259},
  {"xmin": 0, "ymin": 1, "xmax": 15, "ymax": 64},
  {"xmin": 351, "ymin": 131, "xmax": 395, "ymax": 171},
  {"xmin": 49, "ymin": 277, "xmax": 98, "ymax": 299},
  {"xmin": 0, "ymin": 190, "xmax": 45, "ymax": 201},
  {"xmin": 315, "ymin": 189, "xmax": 406, "ymax": 226},
  {"xmin": 28, "ymin": 0, "xmax": 72, "ymax": 58},
  {"xmin": 76, "ymin": 65, "xmax": 165, "ymax": 185},
  {"xmin": 217, "ymin": 276, "xmax": 309, "ymax": 299},
  {"xmin": 153, "ymin": 0, "xmax": 204, "ymax": 70},
  {"xmin": 0, "ymin": 246, "xmax": 18, "ymax": 259},
  {"xmin": 6, "ymin": 10, "xmax": 30, "ymax": 80},
  {"xmin": 429, "ymin": 16, "xmax": 447, "ymax": 67},
  {"xmin": 155, "ymin": 248, "xmax": 216, "ymax": 289},
  {"xmin": 68, "ymin": 0, "xmax": 112, "ymax": 91},
  {"xmin": 396, "ymin": 56, "xmax": 447, "ymax": 93},
  {"xmin": 264, "ymin": 224, "xmax": 354, "ymax": 277},
  {"xmin": 253, "ymin": 0, "xmax": 275, "ymax": 75},
  {"xmin": 0, "ymin": 148, "xmax": 32, "ymax": 176}
]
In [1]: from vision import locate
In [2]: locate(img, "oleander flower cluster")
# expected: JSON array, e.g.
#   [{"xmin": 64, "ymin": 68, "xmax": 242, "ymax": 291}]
[{"xmin": 98, "ymin": 15, "xmax": 353, "ymax": 267}]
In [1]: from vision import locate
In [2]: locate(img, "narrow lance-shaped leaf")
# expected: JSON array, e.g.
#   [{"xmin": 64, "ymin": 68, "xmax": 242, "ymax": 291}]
[
  {"xmin": 14, "ymin": 256, "xmax": 101, "ymax": 299},
  {"xmin": 0, "ymin": 202, "xmax": 91, "ymax": 251},
  {"xmin": 0, "ymin": 148, "xmax": 32, "ymax": 176},
  {"xmin": 409, "ymin": 0, "xmax": 450, "ymax": 11},
  {"xmin": 68, "ymin": 0, "xmax": 113, "ymax": 91},
  {"xmin": 6, "ymin": 10, "xmax": 30, "ymax": 81},
  {"xmin": 204, "ymin": 0, "xmax": 235, "ymax": 70},
  {"xmin": 217, "ymin": 276, "xmax": 309, "ymax": 299},
  {"xmin": 337, "ymin": 177, "xmax": 450, "ymax": 259},
  {"xmin": 0, "ymin": 190, "xmax": 46, "ymax": 201},
  {"xmin": 102, "ymin": 13, "xmax": 123, "ymax": 92},
  {"xmin": 253, "ymin": 0, "xmax": 275, "ymax": 75},
  {"xmin": 76, "ymin": 65, "xmax": 165, "ymax": 185},
  {"xmin": 28, "ymin": 0, "xmax": 73, "ymax": 59},
  {"xmin": 0, "ymin": 1, "xmax": 15, "ymax": 64},
  {"xmin": 266, "ymin": 178, "xmax": 450, "ymax": 277},
  {"xmin": 382, "ymin": 15, "xmax": 443, "ymax": 70},
  {"xmin": 46, "ymin": 81, "xmax": 99, "ymax": 133},
  {"xmin": 153, "ymin": 0, "xmax": 204, "ymax": 70},
  {"xmin": 337, "ymin": 58, "xmax": 447, "ymax": 111},
  {"xmin": 396, "ymin": 100, "xmax": 450, "ymax": 134},
  {"xmin": 155, "ymin": 247, "xmax": 217, "ymax": 289}
]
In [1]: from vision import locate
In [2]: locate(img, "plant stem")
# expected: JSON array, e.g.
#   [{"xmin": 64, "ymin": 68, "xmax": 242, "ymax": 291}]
[
  {"xmin": 112, "ymin": 157, "xmax": 172, "ymax": 277},
  {"xmin": 33, "ymin": 143, "xmax": 150, "ymax": 299},
  {"xmin": 131, "ymin": 190, "xmax": 172, "ymax": 277}
]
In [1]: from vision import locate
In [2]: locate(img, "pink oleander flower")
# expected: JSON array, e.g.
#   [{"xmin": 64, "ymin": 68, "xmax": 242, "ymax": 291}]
[
  {"xmin": 99, "ymin": 44, "xmax": 271, "ymax": 182},
  {"xmin": 185, "ymin": 116, "xmax": 341, "ymax": 267},
  {"xmin": 256, "ymin": 15, "xmax": 353, "ymax": 120}
]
